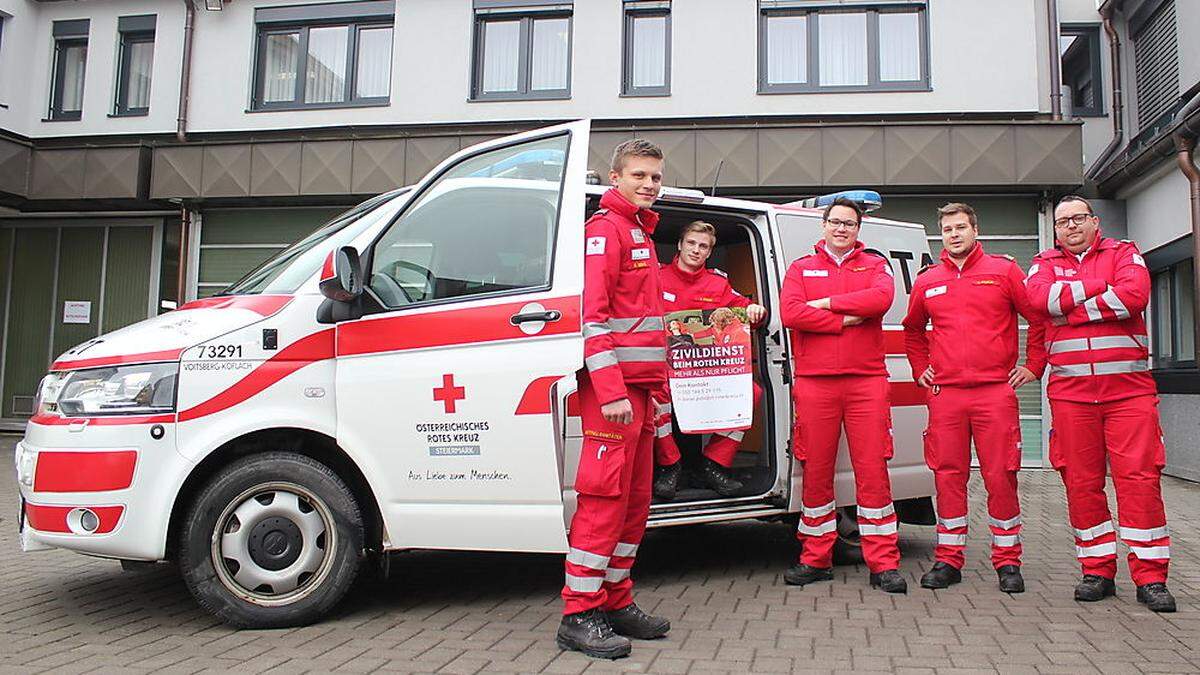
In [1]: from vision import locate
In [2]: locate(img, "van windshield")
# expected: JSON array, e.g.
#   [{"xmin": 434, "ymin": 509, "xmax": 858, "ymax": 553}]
[{"xmin": 222, "ymin": 189, "xmax": 410, "ymax": 295}]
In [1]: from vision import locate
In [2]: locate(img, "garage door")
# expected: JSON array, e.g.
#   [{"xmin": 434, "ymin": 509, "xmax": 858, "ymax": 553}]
[{"xmin": 196, "ymin": 208, "xmax": 343, "ymax": 298}]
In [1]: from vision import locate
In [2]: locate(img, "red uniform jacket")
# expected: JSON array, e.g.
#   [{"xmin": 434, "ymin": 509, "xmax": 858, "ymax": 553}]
[
  {"xmin": 582, "ymin": 189, "xmax": 668, "ymax": 405},
  {"xmin": 780, "ymin": 241, "xmax": 895, "ymax": 377},
  {"xmin": 1025, "ymin": 235, "xmax": 1155, "ymax": 403},
  {"xmin": 658, "ymin": 258, "xmax": 753, "ymax": 314},
  {"xmin": 902, "ymin": 244, "xmax": 1047, "ymax": 387}
]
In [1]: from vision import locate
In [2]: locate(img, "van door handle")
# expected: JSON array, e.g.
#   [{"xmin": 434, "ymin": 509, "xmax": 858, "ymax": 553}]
[{"xmin": 510, "ymin": 310, "xmax": 562, "ymax": 325}]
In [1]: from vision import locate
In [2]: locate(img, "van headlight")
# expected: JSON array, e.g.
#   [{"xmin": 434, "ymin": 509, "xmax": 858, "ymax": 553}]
[
  {"xmin": 44, "ymin": 363, "xmax": 178, "ymax": 417},
  {"xmin": 14, "ymin": 442, "xmax": 36, "ymax": 488}
]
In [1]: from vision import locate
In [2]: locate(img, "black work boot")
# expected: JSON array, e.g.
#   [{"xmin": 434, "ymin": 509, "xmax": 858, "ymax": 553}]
[
  {"xmin": 919, "ymin": 562, "xmax": 962, "ymax": 589},
  {"xmin": 653, "ymin": 462, "xmax": 681, "ymax": 500},
  {"xmin": 997, "ymin": 565, "xmax": 1025, "ymax": 594},
  {"xmin": 556, "ymin": 609, "xmax": 632, "ymax": 659},
  {"xmin": 1136, "ymin": 583, "xmax": 1177, "ymax": 613},
  {"xmin": 870, "ymin": 569, "xmax": 908, "ymax": 594},
  {"xmin": 606, "ymin": 603, "xmax": 670, "ymax": 639},
  {"xmin": 700, "ymin": 456, "xmax": 743, "ymax": 496},
  {"xmin": 1074, "ymin": 575, "xmax": 1116, "ymax": 602},
  {"xmin": 784, "ymin": 563, "xmax": 833, "ymax": 586}
]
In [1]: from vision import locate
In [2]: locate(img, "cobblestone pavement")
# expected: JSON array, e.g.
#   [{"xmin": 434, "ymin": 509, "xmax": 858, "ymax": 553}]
[{"xmin": 0, "ymin": 435, "xmax": 1197, "ymax": 674}]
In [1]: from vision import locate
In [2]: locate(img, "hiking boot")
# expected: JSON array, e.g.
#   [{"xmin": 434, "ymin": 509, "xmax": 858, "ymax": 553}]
[
  {"xmin": 1136, "ymin": 583, "xmax": 1177, "ymax": 613},
  {"xmin": 870, "ymin": 569, "xmax": 908, "ymax": 594},
  {"xmin": 919, "ymin": 562, "xmax": 962, "ymax": 589},
  {"xmin": 556, "ymin": 609, "xmax": 632, "ymax": 659},
  {"xmin": 783, "ymin": 563, "xmax": 833, "ymax": 586},
  {"xmin": 701, "ymin": 456, "xmax": 743, "ymax": 496},
  {"xmin": 653, "ymin": 462, "xmax": 681, "ymax": 500},
  {"xmin": 1074, "ymin": 575, "xmax": 1116, "ymax": 602},
  {"xmin": 997, "ymin": 565, "xmax": 1025, "ymax": 594},
  {"xmin": 606, "ymin": 603, "xmax": 670, "ymax": 639}
]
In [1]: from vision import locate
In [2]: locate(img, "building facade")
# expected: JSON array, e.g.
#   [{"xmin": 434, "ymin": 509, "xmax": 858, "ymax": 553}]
[{"xmin": 0, "ymin": 0, "xmax": 1110, "ymax": 469}]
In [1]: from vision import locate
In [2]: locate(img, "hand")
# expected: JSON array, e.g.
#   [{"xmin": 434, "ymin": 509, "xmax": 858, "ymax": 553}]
[
  {"xmin": 806, "ymin": 297, "xmax": 832, "ymax": 310},
  {"xmin": 1008, "ymin": 366, "xmax": 1036, "ymax": 388},
  {"xmin": 601, "ymin": 398, "xmax": 634, "ymax": 425},
  {"xmin": 842, "ymin": 315, "xmax": 864, "ymax": 326},
  {"xmin": 917, "ymin": 366, "xmax": 936, "ymax": 388},
  {"xmin": 746, "ymin": 303, "xmax": 767, "ymax": 324}
]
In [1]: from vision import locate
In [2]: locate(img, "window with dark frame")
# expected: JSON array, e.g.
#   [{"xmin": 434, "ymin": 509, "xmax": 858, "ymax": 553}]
[
  {"xmin": 1060, "ymin": 25, "xmax": 1104, "ymax": 117},
  {"xmin": 1131, "ymin": 0, "xmax": 1178, "ymax": 131},
  {"xmin": 758, "ymin": 1, "xmax": 928, "ymax": 94},
  {"xmin": 115, "ymin": 15, "xmax": 156, "ymax": 116},
  {"xmin": 251, "ymin": 0, "xmax": 394, "ymax": 111},
  {"xmin": 48, "ymin": 20, "xmax": 89, "ymax": 121},
  {"xmin": 1151, "ymin": 258, "xmax": 1196, "ymax": 370},
  {"xmin": 622, "ymin": 1, "xmax": 670, "ymax": 97},
  {"xmin": 471, "ymin": 1, "xmax": 572, "ymax": 101}
]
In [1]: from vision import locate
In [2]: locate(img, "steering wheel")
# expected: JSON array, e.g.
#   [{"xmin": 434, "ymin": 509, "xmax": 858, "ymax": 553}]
[{"xmin": 372, "ymin": 260, "xmax": 436, "ymax": 305}]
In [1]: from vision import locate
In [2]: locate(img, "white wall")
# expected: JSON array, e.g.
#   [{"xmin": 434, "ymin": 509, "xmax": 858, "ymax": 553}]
[
  {"xmin": 4, "ymin": 0, "xmax": 1050, "ymax": 138},
  {"xmin": 1120, "ymin": 162, "xmax": 1192, "ymax": 252},
  {"xmin": 0, "ymin": 0, "xmax": 185, "ymax": 139}
]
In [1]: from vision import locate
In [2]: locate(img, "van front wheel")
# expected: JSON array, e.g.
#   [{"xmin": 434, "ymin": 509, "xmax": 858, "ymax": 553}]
[{"xmin": 179, "ymin": 452, "xmax": 364, "ymax": 628}]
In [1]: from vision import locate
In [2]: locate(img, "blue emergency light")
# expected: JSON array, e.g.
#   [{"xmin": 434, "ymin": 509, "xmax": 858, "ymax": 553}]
[{"xmin": 792, "ymin": 190, "xmax": 883, "ymax": 213}]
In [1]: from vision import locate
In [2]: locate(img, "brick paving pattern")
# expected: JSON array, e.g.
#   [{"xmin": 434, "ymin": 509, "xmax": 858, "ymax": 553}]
[{"xmin": 0, "ymin": 435, "xmax": 1197, "ymax": 674}]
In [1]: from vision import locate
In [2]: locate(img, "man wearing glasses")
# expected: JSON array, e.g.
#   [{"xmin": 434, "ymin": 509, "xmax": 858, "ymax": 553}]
[
  {"xmin": 1025, "ymin": 195, "xmax": 1176, "ymax": 612},
  {"xmin": 778, "ymin": 197, "xmax": 906, "ymax": 594}
]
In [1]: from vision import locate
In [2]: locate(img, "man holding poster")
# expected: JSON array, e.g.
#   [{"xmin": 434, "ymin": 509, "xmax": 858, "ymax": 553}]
[
  {"xmin": 653, "ymin": 221, "xmax": 766, "ymax": 499},
  {"xmin": 779, "ymin": 198, "xmax": 907, "ymax": 594}
]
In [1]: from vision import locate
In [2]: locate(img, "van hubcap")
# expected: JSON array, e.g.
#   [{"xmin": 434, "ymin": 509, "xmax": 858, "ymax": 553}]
[{"xmin": 211, "ymin": 482, "xmax": 337, "ymax": 606}]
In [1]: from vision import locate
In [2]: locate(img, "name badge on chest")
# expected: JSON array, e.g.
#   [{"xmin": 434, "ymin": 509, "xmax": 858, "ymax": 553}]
[
  {"xmin": 802, "ymin": 269, "xmax": 829, "ymax": 277},
  {"xmin": 630, "ymin": 229, "xmax": 646, "ymax": 244},
  {"xmin": 631, "ymin": 247, "xmax": 651, "ymax": 261},
  {"xmin": 925, "ymin": 285, "xmax": 947, "ymax": 298}
]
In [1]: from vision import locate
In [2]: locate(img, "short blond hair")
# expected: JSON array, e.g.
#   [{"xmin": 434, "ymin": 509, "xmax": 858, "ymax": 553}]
[
  {"xmin": 679, "ymin": 220, "xmax": 717, "ymax": 244},
  {"xmin": 610, "ymin": 138, "xmax": 664, "ymax": 173}
]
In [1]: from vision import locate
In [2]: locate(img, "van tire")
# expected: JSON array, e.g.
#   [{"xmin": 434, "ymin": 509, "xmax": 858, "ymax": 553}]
[
  {"xmin": 832, "ymin": 507, "xmax": 865, "ymax": 566},
  {"xmin": 178, "ymin": 452, "xmax": 364, "ymax": 628}
]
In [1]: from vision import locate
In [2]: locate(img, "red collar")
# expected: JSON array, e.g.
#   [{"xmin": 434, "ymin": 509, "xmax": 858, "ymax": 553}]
[
  {"xmin": 814, "ymin": 240, "xmax": 865, "ymax": 264},
  {"xmin": 600, "ymin": 188, "xmax": 660, "ymax": 234},
  {"xmin": 940, "ymin": 242, "xmax": 985, "ymax": 271},
  {"xmin": 665, "ymin": 256, "xmax": 707, "ymax": 284}
]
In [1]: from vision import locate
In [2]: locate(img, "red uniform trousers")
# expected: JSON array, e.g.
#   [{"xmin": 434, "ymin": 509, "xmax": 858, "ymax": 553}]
[
  {"xmin": 793, "ymin": 374, "xmax": 900, "ymax": 573},
  {"xmin": 562, "ymin": 372, "xmax": 656, "ymax": 615},
  {"xmin": 1049, "ymin": 394, "xmax": 1170, "ymax": 586},
  {"xmin": 654, "ymin": 382, "xmax": 764, "ymax": 467},
  {"xmin": 925, "ymin": 383, "xmax": 1023, "ymax": 570}
]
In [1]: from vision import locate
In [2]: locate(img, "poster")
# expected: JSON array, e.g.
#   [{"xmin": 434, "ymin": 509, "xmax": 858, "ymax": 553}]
[
  {"xmin": 63, "ymin": 301, "xmax": 92, "ymax": 325},
  {"xmin": 666, "ymin": 306, "xmax": 753, "ymax": 434}
]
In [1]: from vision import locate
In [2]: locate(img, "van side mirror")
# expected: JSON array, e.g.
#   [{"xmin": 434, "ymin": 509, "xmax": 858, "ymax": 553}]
[{"xmin": 319, "ymin": 246, "xmax": 364, "ymax": 302}]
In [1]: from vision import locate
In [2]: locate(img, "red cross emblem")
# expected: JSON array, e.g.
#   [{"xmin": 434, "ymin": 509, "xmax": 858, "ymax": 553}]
[{"xmin": 433, "ymin": 374, "xmax": 466, "ymax": 413}]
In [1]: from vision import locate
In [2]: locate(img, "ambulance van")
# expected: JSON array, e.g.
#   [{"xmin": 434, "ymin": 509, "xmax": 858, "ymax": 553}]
[{"xmin": 15, "ymin": 121, "xmax": 936, "ymax": 627}]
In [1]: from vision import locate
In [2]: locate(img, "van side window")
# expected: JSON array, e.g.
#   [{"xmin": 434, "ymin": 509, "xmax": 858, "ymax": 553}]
[{"xmin": 368, "ymin": 134, "xmax": 567, "ymax": 308}]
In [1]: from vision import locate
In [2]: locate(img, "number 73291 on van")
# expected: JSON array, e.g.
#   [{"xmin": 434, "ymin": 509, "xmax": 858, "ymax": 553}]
[{"xmin": 15, "ymin": 121, "xmax": 936, "ymax": 628}]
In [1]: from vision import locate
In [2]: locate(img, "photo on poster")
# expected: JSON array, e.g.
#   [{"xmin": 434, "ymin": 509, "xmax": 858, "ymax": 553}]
[{"xmin": 665, "ymin": 307, "xmax": 753, "ymax": 434}]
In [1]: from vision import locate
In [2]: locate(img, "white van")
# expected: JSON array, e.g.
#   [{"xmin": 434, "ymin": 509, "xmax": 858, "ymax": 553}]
[{"xmin": 14, "ymin": 121, "xmax": 935, "ymax": 627}]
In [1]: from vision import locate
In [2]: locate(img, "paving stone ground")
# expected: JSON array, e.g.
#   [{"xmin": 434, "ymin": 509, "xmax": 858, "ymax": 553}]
[{"xmin": 0, "ymin": 434, "xmax": 1197, "ymax": 674}]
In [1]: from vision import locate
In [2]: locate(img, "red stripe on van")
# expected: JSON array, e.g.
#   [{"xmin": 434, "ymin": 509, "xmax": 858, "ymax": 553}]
[
  {"xmin": 176, "ymin": 295, "xmax": 293, "ymax": 316},
  {"xmin": 338, "ymin": 296, "xmax": 581, "ymax": 357},
  {"xmin": 34, "ymin": 451, "xmax": 137, "ymax": 492},
  {"xmin": 177, "ymin": 329, "xmax": 335, "ymax": 422},
  {"xmin": 24, "ymin": 504, "xmax": 124, "ymax": 534},
  {"xmin": 515, "ymin": 376, "xmax": 564, "ymax": 415},
  {"xmin": 889, "ymin": 381, "xmax": 928, "ymax": 407},
  {"xmin": 29, "ymin": 414, "xmax": 175, "ymax": 426},
  {"xmin": 52, "ymin": 349, "xmax": 185, "ymax": 372}
]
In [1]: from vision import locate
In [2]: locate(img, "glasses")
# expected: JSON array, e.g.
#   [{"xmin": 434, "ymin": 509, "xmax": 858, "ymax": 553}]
[
  {"xmin": 824, "ymin": 218, "xmax": 860, "ymax": 230},
  {"xmin": 1053, "ymin": 212, "xmax": 1094, "ymax": 229}
]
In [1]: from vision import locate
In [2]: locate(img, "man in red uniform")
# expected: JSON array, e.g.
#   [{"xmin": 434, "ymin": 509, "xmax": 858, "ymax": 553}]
[
  {"xmin": 558, "ymin": 140, "xmax": 672, "ymax": 659},
  {"xmin": 779, "ymin": 197, "xmax": 906, "ymax": 594},
  {"xmin": 903, "ymin": 202, "xmax": 1046, "ymax": 594},
  {"xmin": 1026, "ymin": 195, "xmax": 1176, "ymax": 612},
  {"xmin": 652, "ymin": 221, "xmax": 767, "ymax": 499}
]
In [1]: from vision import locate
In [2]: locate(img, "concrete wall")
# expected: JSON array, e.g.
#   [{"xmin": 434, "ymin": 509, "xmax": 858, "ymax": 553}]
[
  {"xmin": 1162, "ymin": 394, "xmax": 1200, "ymax": 483},
  {"xmin": 1, "ymin": 0, "xmax": 1051, "ymax": 139},
  {"xmin": 1120, "ymin": 163, "xmax": 1192, "ymax": 251}
]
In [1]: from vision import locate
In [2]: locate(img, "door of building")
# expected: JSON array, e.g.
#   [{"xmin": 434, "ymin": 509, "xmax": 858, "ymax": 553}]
[{"xmin": 0, "ymin": 218, "xmax": 162, "ymax": 427}]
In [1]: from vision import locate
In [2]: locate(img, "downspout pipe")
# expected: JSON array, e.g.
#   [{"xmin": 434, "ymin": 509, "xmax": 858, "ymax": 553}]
[
  {"xmin": 1174, "ymin": 134, "xmax": 1200, "ymax": 359},
  {"xmin": 177, "ymin": 206, "xmax": 191, "ymax": 306},
  {"xmin": 176, "ymin": 0, "xmax": 195, "ymax": 143},
  {"xmin": 1047, "ymin": 0, "xmax": 1063, "ymax": 121},
  {"xmin": 1086, "ymin": 8, "xmax": 1124, "ymax": 180}
]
